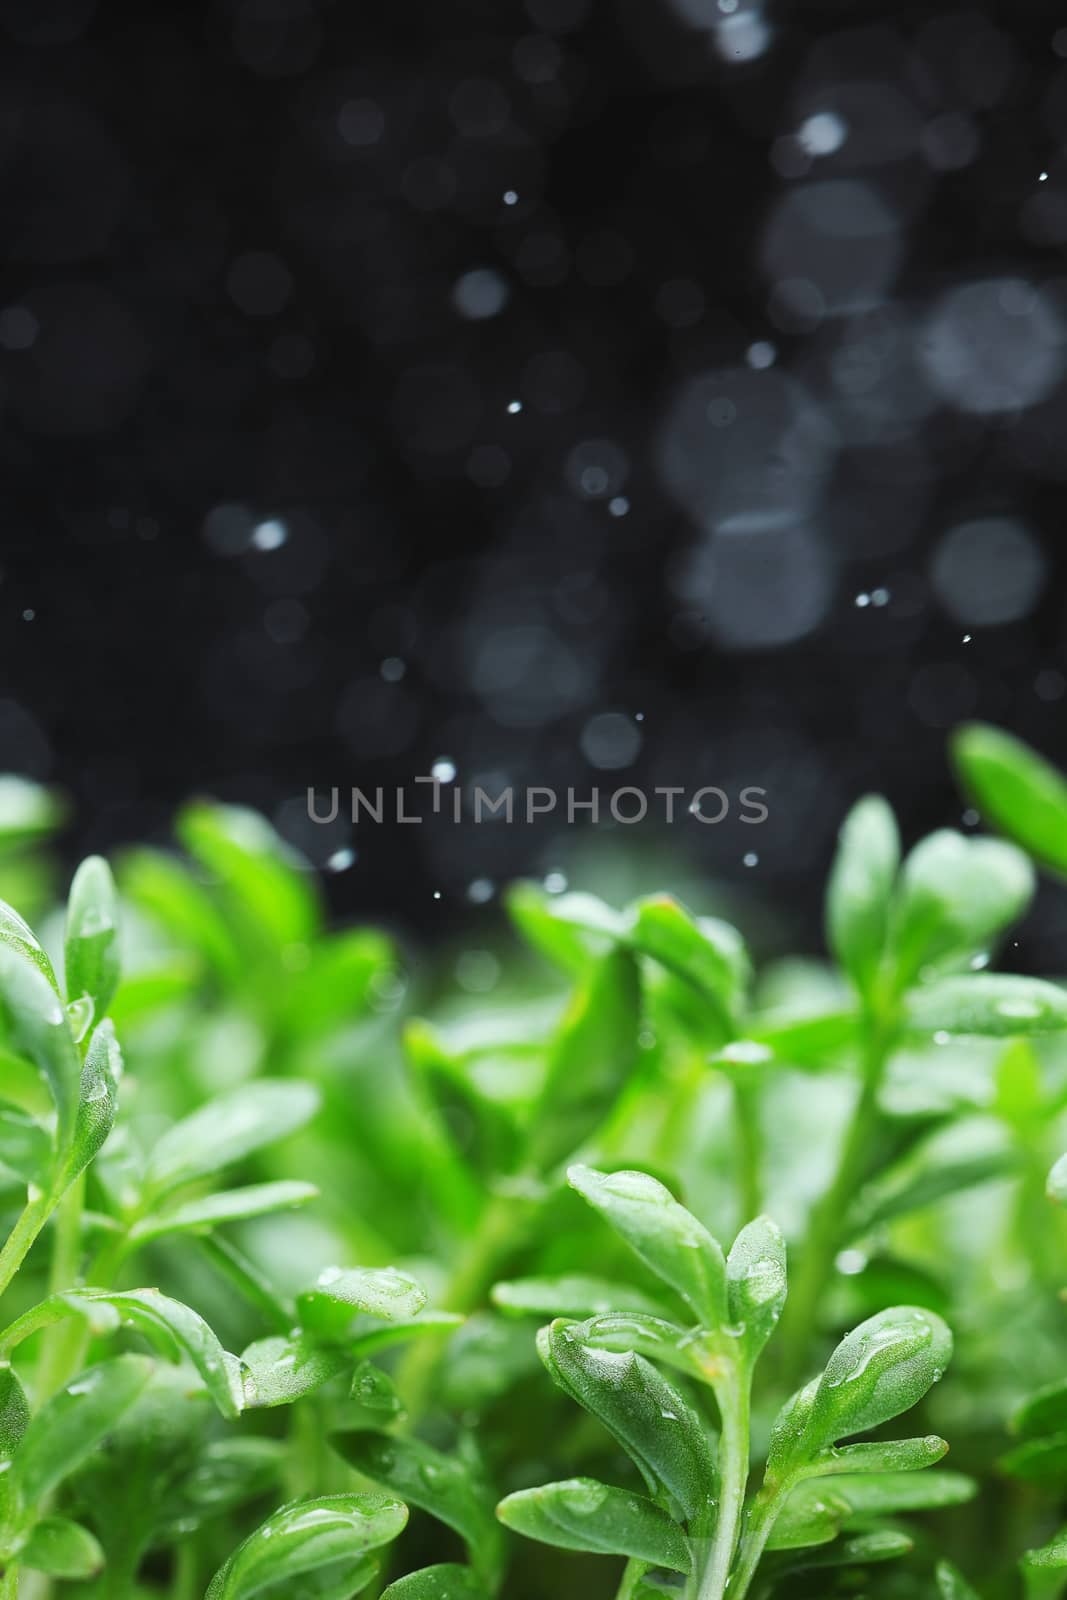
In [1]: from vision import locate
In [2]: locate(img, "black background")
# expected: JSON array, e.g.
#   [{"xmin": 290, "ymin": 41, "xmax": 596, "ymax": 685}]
[{"xmin": 2, "ymin": 0, "xmax": 1067, "ymax": 962}]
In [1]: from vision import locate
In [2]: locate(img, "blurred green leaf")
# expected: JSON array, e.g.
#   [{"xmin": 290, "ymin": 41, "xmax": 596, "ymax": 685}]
[
  {"xmin": 18, "ymin": 1515, "xmax": 104, "ymax": 1578},
  {"xmin": 132, "ymin": 1180, "xmax": 318, "ymax": 1244},
  {"xmin": 491, "ymin": 1275, "xmax": 671, "ymax": 1320},
  {"xmin": 13, "ymin": 1354, "xmax": 153, "ymax": 1509},
  {"xmin": 825, "ymin": 795, "xmax": 899, "ymax": 1002},
  {"xmin": 903, "ymin": 976, "xmax": 1067, "ymax": 1038},
  {"xmin": 143, "ymin": 1079, "xmax": 320, "ymax": 1201},
  {"xmin": 0, "ymin": 777, "xmax": 61, "ymax": 850},
  {"xmin": 0, "ymin": 945, "xmax": 80, "ymax": 1147},
  {"xmin": 726, "ymin": 1215, "xmax": 787, "ymax": 1364},
  {"xmin": 953, "ymin": 723, "xmax": 1067, "ymax": 879},
  {"xmin": 890, "ymin": 831, "xmax": 1033, "ymax": 988},
  {"xmin": 937, "ymin": 1560, "xmax": 982, "ymax": 1599},
  {"xmin": 178, "ymin": 801, "xmax": 320, "ymax": 951}
]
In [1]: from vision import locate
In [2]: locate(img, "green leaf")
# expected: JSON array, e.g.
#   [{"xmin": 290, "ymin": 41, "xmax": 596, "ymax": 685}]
[
  {"xmin": 831, "ymin": 1469, "xmax": 976, "ymax": 1514},
  {"xmin": 64, "ymin": 1289, "xmax": 243, "ymax": 1419},
  {"xmin": 1013, "ymin": 1379, "xmax": 1067, "ymax": 1441},
  {"xmin": 60, "ymin": 1018, "xmax": 122, "ymax": 1188},
  {"xmin": 333, "ymin": 1432, "xmax": 503, "ymax": 1585},
  {"xmin": 937, "ymin": 1560, "xmax": 982, "ymax": 1600},
  {"xmin": 346, "ymin": 1310, "xmax": 464, "ymax": 1361},
  {"xmin": 241, "ymin": 1334, "xmax": 348, "ymax": 1409},
  {"xmin": 890, "ymin": 831, "xmax": 1033, "ymax": 987},
  {"xmin": 0, "ymin": 898, "xmax": 59, "ymax": 991},
  {"xmin": 206, "ymin": 1493, "xmax": 407, "ymax": 1600},
  {"xmin": 298, "ymin": 1267, "xmax": 428, "ymax": 1340},
  {"xmin": 625, "ymin": 896, "xmax": 749, "ymax": 1028},
  {"xmin": 526, "ymin": 949, "xmax": 640, "ymax": 1171},
  {"xmin": 726, "ymin": 1215, "xmax": 787, "ymax": 1363},
  {"xmin": 506, "ymin": 885, "xmax": 626, "ymax": 974},
  {"xmin": 0, "ymin": 777, "xmax": 61, "ymax": 849},
  {"xmin": 1048, "ymin": 1155, "xmax": 1067, "ymax": 1204},
  {"xmin": 64, "ymin": 855, "xmax": 120, "ymax": 1017},
  {"xmin": 13, "ymin": 1353, "xmax": 153, "ymax": 1508},
  {"xmin": 804, "ymin": 1435, "xmax": 948, "ymax": 1477},
  {"xmin": 497, "ymin": 1478, "xmax": 691, "ymax": 1571},
  {"xmin": 178, "ymin": 801, "xmax": 320, "ymax": 951},
  {"xmin": 18, "ymin": 1516, "xmax": 104, "ymax": 1578},
  {"xmin": 846, "ymin": 1123, "xmax": 1016, "ymax": 1236},
  {"xmin": 568, "ymin": 1165, "xmax": 726, "ymax": 1327},
  {"xmin": 953, "ymin": 723, "xmax": 1067, "ymax": 879},
  {"xmin": 0, "ymin": 1365, "xmax": 29, "ymax": 1527},
  {"xmin": 903, "ymin": 976, "xmax": 1067, "ymax": 1038},
  {"xmin": 826, "ymin": 795, "xmax": 900, "ymax": 1000},
  {"xmin": 805, "ymin": 1307, "xmax": 952, "ymax": 1451},
  {"xmin": 567, "ymin": 1312, "xmax": 705, "ymax": 1383},
  {"xmin": 119, "ymin": 847, "xmax": 242, "ymax": 986},
  {"xmin": 491, "ymin": 1276, "xmax": 671, "ymax": 1320},
  {"xmin": 170, "ymin": 1437, "xmax": 286, "ymax": 1527},
  {"xmin": 785, "ymin": 1528, "xmax": 913, "ymax": 1570},
  {"xmin": 0, "ymin": 946, "xmax": 80, "ymax": 1145},
  {"xmin": 132, "ymin": 1180, "xmax": 318, "ymax": 1244},
  {"xmin": 999, "ymin": 1433, "xmax": 1067, "ymax": 1482},
  {"xmin": 537, "ymin": 1320, "xmax": 717, "ymax": 1526},
  {"xmin": 381, "ymin": 1567, "xmax": 489, "ymax": 1599},
  {"xmin": 1023, "ymin": 1527, "xmax": 1067, "ymax": 1570},
  {"xmin": 143, "ymin": 1079, "xmax": 320, "ymax": 1200},
  {"xmin": 279, "ymin": 929, "xmax": 396, "ymax": 1038},
  {"xmin": 766, "ymin": 1481, "xmax": 849, "ymax": 1550},
  {"xmin": 0, "ymin": 1106, "xmax": 51, "ymax": 1183}
]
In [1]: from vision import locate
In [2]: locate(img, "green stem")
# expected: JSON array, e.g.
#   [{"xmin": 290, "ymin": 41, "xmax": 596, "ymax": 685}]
[
  {"xmin": 727, "ymin": 1478, "xmax": 791, "ymax": 1600},
  {"xmin": 732, "ymin": 1078, "xmax": 763, "ymax": 1223},
  {"xmin": 34, "ymin": 1174, "xmax": 86, "ymax": 1401},
  {"xmin": 0, "ymin": 1190, "xmax": 53, "ymax": 1302},
  {"xmin": 697, "ymin": 1370, "xmax": 750, "ymax": 1600},
  {"xmin": 0, "ymin": 1567, "xmax": 18, "ymax": 1599},
  {"xmin": 616, "ymin": 1558, "xmax": 647, "ymax": 1599},
  {"xmin": 173, "ymin": 1542, "xmax": 198, "ymax": 1600},
  {"xmin": 778, "ymin": 1023, "xmax": 891, "ymax": 1387}
]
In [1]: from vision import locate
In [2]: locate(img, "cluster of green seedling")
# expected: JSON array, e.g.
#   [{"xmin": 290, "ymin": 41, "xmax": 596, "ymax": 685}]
[{"xmin": 1, "ymin": 726, "xmax": 1067, "ymax": 1596}]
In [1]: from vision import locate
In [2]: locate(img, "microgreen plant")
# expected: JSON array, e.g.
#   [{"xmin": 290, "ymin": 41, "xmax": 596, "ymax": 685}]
[{"xmin": 0, "ymin": 735, "xmax": 1067, "ymax": 1596}]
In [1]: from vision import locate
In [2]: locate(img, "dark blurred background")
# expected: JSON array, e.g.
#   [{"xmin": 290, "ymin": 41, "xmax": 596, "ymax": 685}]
[{"xmin": 2, "ymin": 0, "xmax": 1067, "ymax": 956}]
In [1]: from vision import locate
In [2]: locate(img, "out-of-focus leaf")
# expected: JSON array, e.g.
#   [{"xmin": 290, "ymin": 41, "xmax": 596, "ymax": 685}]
[
  {"xmin": 178, "ymin": 801, "xmax": 320, "ymax": 951},
  {"xmin": 297, "ymin": 1267, "xmax": 428, "ymax": 1340},
  {"xmin": 0, "ymin": 946, "xmax": 80, "ymax": 1144},
  {"xmin": 537, "ymin": 1320, "xmax": 716, "ymax": 1526},
  {"xmin": 205, "ymin": 1493, "xmax": 407, "ymax": 1600},
  {"xmin": 937, "ymin": 1560, "xmax": 982, "ymax": 1599},
  {"xmin": 64, "ymin": 856, "xmax": 120, "ymax": 1017},
  {"xmin": 119, "ymin": 848, "xmax": 242, "ymax": 985},
  {"xmin": 826, "ymin": 795, "xmax": 899, "ymax": 1002},
  {"xmin": 831, "ymin": 1469, "xmax": 975, "ymax": 1514},
  {"xmin": 625, "ymin": 896, "xmax": 749, "ymax": 1030},
  {"xmin": 143, "ymin": 1079, "xmax": 320, "ymax": 1201},
  {"xmin": 346, "ymin": 1310, "xmax": 464, "ymax": 1361},
  {"xmin": 506, "ymin": 885, "xmax": 625, "ymax": 974},
  {"xmin": 333, "ymin": 1432, "xmax": 503, "ymax": 1585},
  {"xmin": 491, "ymin": 1276, "xmax": 671, "ymax": 1320},
  {"xmin": 497, "ymin": 1478, "xmax": 691, "ymax": 1571},
  {"xmin": 1013, "ymin": 1380, "xmax": 1067, "ymax": 1441},
  {"xmin": 903, "ymin": 976, "xmax": 1067, "ymax": 1038},
  {"xmin": 782, "ymin": 1528, "xmax": 913, "ymax": 1570},
  {"xmin": 18, "ymin": 1516, "xmax": 104, "ymax": 1578},
  {"xmin": 846, "ymin": 1121, "xmax": 1016, "ymax": 1236},
  {"xmin": 0, "ymin": 777, "xmax": 61, "ymax": 850},
  {"xmin": 240, "ymin": 1334, "xmax": 347, "ymax": 1409},
  {"xmin": 1048, "ymin": 1154, "xmax": 1067, "ymax": 1203},
  {"xmin": 381, "ymin": 1567, "xmax": 488, "ymax": 1599},
  {"xmin": 13, "ymin": 1354, "xmax": 153, "ymax": 1508},
  {"xmin": 953, "ymin": 723, "xmax": 1067, "ymax": 879},
  {"xmin": 169, "ymin": 1438, "xmax": 286, "ymax": 1528},
  {"xmin": 279, "ymin": 929, "xmax": 396, "ymax": 1038},
  {"xmin": 568, "ymin": 1165, "xmax": 726, "ymax": 1327},
  {"xmin": 132, "ymin": 1180, "xmax": 318, "ymax": 1244},
  {"xmin": 726, "ymin": 1216, "xmax": 787, "ymax": 1364},
  {"xmin": 0, "ymin": 1105, "xmax": 51, "ymax": 1183},
  {"xmin": 526, "ymin": 950, "xmax": 640, "ymax": 1171},
  {"xmin": 890, "ymin": 831, "xmax": 1033, "ymax": 987},
  {"xmin": 1000, "ymin": 1432, "xmax": 1067, "ymax": 1482}
]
